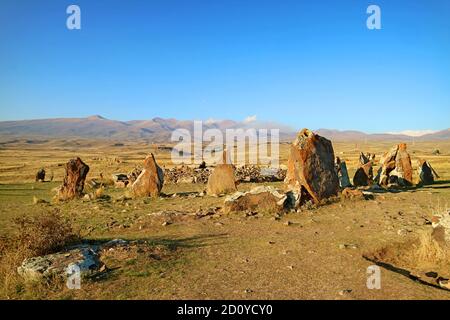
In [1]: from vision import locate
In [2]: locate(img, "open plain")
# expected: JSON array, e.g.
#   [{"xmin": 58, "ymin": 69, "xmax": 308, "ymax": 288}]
[{"xmin": 1, "ymin": 137, "xmax": 450, "ymax": 300}]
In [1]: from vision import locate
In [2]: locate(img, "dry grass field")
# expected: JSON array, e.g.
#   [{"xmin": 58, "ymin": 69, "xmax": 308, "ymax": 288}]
[{"xmin": 0, "ymin": 137, "xmax": 450, "ymax": 300}]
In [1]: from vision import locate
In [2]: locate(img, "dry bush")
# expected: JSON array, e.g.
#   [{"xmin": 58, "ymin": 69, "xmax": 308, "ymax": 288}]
[
  {"xmin": 0, "ymin": 209, "xmax": 80, "ymax": 298},
  {"xmin": 13, "ymin": 208, "xmax": 80, "ymax": 257},
  {"xmin": 413, "ymin": 231, "xmax": 450, "ymax": 267}
]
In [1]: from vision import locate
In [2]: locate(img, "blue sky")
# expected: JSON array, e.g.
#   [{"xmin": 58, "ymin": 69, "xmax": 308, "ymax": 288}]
[{"xmin": 0, "ymin": 0, "xmax": 449, "ymax": 133}]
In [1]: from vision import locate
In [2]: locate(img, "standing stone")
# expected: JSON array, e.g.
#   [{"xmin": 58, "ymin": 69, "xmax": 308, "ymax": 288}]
[
  {"xmin": 206, "ymin": 150, "xmax": 237, "ymax": 196},
  {"xmin": 353, "ymin": 161, "xmax": 373, "ymax": 187},
  {"xmin": 335, "ymin": 157, "xmax": 352, "ymax": 188},
  {"xmin": 394, "ymin": 143, "xmax": 413, "ymax": 186},
  {"xmin": 57, "ymin": 158, "xmax": 90, "ymax": 201},
  {"xmin": 285, "ymin": 129, "xmax": 339, "ymax": 204},
  {"xmin": 131, "ymin": 153, "xmax": 164, "ymax": 198},
  {"xmin": 35, "ymin": 168, "xmax": 46, "ymax": 182}
]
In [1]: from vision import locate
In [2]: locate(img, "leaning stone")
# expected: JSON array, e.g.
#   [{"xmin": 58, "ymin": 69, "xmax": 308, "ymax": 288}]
[
  {"xmin": 417, "ymin": 159, "xmax": 439, "ymax": 185},
  {"xmin": 335, "ymin": 157, "xmax": 352, "ymax": 188}
]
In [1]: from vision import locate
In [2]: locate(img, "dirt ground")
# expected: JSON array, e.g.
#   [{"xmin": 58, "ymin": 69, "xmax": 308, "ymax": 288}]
[{"xmin": 0, "ymin": 138, "xmax": 449, "ymax": 300}]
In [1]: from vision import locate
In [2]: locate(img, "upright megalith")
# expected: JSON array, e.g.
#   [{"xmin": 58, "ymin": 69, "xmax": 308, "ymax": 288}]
[
  {"xmin": 353, "ymin": 161, "xmax": 373, "ymax": 187},
  {"xmin": 285, "ymin": 129, "xmax": 339, "ymax": 204},
  {"xmin": 206, "ymin": 149, "xmax": 237, "ymax": 196},
  {"xmin": 335, "ymin": 157, "xmax": 352, "ymax": 188},
  {"xmin": 377, "ymin": 143, "xmax": 413, "ymax": 187},
  {"xmin": 57, "ymin": 158, "xmax": 90, "ymax": 200},
  {"xmin": 131, "ymin": 153, "xmax": 164, "ymax": 198}
]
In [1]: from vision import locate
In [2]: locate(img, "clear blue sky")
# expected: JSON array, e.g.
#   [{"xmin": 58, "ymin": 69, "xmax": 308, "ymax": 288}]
[{"xmin": 0, "ymin": 0, "xmax": 449, "ymax": 133}]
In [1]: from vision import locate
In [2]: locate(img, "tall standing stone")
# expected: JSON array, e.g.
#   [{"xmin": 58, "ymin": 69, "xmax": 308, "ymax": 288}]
[
  {"xmin": 57, "ymin": 158, "xmax": 90, "ymax": 201},
  {"xmin": 285, "ymin": 129, "xmax": 339, "ymax": 204},
  {"xmin": 131, "ymin": 153, "xmax": 164, "ymax": 198}
]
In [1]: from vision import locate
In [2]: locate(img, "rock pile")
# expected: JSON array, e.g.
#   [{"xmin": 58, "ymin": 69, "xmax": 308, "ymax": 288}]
[
  {"xmin": 131, "ymin": 153, "xmax": 164, "ymax": 198},
  {"xmin": 57, "ymin": 157, "xmax": 90, "ymax": 201},
  {"xmin": 235, "ymin": 165, "xmax": 286, "ymax": 183},
  {"xmin": 164, "ymin": 166, "xmax": 211, "ymax": 184},
  {"xmin": 376, "ymin": 143, "xmax": 413, "ymax": 187},
  {"xmin": 285, "ymin": 129, "xmax": 339, "ymax": 205}
]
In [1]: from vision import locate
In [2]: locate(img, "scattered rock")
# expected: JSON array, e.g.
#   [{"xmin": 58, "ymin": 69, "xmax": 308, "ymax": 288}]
[
  {"xmin": 57, "ymin": 157, "xmax": 90, "ymax": 201},
  {"xmin": 341, "ymin": 188, "xmax": 365, "ymax": 200},
  {"xmin": 223, "ymin": 186, "xmax": 287, "ymax": 214},
  {"xmin": 285, "ymin": 129, "xmax": 339, "ymax": 205},
  {"xmin": 131, "ymin": 153, "xmax": 164, "ymax": 198}
]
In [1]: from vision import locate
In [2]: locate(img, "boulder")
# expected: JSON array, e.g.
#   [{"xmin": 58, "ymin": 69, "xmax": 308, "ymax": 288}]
[
  {"xmin": 57, "ymin": 158, "xmax": 90, "ymax": 201},
  {"xmin": 353, "ymin": 161, "xmax": 373, "ymax": 187},
  {"xmin": 131, "ymin": 153, "xmax": 164, "ymax": 198},
  {"xmin": 417, "ymin": 159, "xmax": 439, "ymax": 185},
  {"xmin": 224, "ymin": 186, "xmax": 287, "ymax": 214},
  {"xmin": 17, "ymin": 246, "xmax": 101, "ymax": 281},
  {"xmin": 35, "ymin": 168, "xmax": 46, "ymax": 182},
  {"xmin": 395, "ymin": 143, "xmax": 413, "ymax": 185},
  {"xmin": 335, "ymin": 157, "xmax": 352, "ymax": 188},
  {"xmin": 285, "ymin": 129, "xmax": 339, "ymax": 204}
]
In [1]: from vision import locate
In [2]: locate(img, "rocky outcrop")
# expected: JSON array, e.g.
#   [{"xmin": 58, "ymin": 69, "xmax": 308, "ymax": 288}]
[
  {"xmin": 224, "ymin": 186, "xmax": 287, "ymax": 214},
  {"xmin": 285, "ymin": 129, "xmax": 339, "ymax": 204},
  {"xmin": 131, "ymin": 153, "xmax": 164, "ymax": 198},
  {"xmin": 57, "ymin": 158, "xmax": 90, "ymax": 201}
]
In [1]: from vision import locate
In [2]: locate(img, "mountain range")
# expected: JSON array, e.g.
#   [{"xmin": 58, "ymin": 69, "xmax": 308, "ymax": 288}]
[{"xmin": 0, "ymin": 115, "xmax": 448, "ymax": 142}]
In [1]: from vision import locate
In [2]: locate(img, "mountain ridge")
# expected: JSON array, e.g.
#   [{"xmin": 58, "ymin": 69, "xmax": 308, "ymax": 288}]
[{"xmin": 0, "ymin": 116, "xmax": 448, "ymax": 142}]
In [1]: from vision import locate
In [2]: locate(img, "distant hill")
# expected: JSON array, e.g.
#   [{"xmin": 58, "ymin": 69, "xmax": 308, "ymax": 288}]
[{"xmin": 0, "ymin": 116, "xmax": 448, "ymax": 142}]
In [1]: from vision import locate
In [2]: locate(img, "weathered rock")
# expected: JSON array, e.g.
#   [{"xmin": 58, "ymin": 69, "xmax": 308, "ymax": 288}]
[
  {"xmin": 377, "ymin": 143, "xmax": 413, "ymax": 187},
  {"xmin": 17, "ymin": 246, "xmax": 101, "ymax": 281},
  {"xmin": 57, "ymin": 158, "xmax": 90, "ymax": 201},
  {"xmin": 224, "ymin": 186, "xmax": 287, "ymax": 214},
  {"xmin": 417, "ymin": 159, "xmax": 439, "ymax": 185},
  {"xmin": 335, "ymin": 157, "xmax": 352, "ymax": 188},
  {"xmin": 285, "ymin": 129, "xmax": 339, "ymax": 204},
  {"xmin": 206, "ymin": 164, "xmax": 237, "ymax": 196},
  {"xmin": 353, "ymin": 161, "xmax": 373, "ymax": 187},
  {"xmin": 131, "ymin": 153, "xmax": 164, "ymax": 198},
  {"xmin": 35, "ymin": 168, "xmax": 46, "ymax": 182}
]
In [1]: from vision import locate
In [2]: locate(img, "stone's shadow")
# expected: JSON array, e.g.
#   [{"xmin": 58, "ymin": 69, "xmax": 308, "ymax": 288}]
[{"xmin": 363, "ymin": 255, "xmax": 450, "ymax": 292}]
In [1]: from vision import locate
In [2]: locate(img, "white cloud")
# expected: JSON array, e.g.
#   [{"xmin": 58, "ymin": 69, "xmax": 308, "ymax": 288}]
[
  {"xmin": 243, "ymin": 115, "xmax": 257, "ymax": 123},
  {"xmin": 387, "ymin": 130, "xmax": 438, "ymax": 137}
]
